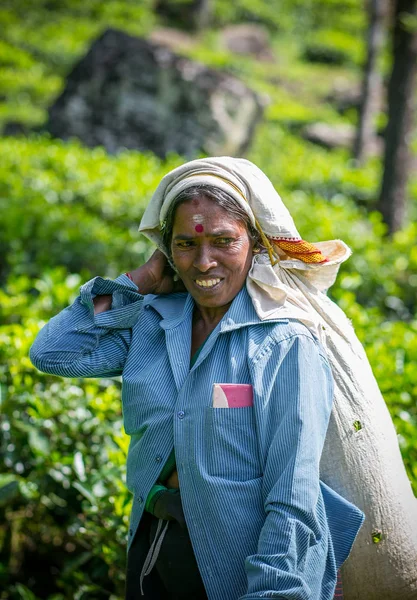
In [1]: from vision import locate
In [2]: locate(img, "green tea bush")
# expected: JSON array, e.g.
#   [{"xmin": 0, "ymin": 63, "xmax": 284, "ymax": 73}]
[
  {"xmin": 0, "ymin": 67, "xmax": 62, "ymax": 105},
  {"xmin": 214, "ymin": 0, "xmax": 365, "ymax": 36},
  {"xmin": 0, "ymin": 272, "xmax": 130, "ymax": 599},
  {"xmin": 0, "ymin": 135, "xmax": 180, "ymax": 283},
  {"xmin": 303, "ymin": 29, "xmax": 364, "ymax": 66},
  {"xmin": 214, "ymin": 0, "xmax": 293, "ymax": 31},
  {"xmin": 0, "ymin": 40, "xmax": 36, "ymax": 70},
  {"xmin": 352, "ymin": 314, "xmax": 417, "ymax": 492}
]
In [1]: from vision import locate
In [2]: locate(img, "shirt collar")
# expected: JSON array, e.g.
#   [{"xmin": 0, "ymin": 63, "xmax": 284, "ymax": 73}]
[
  {"xmin": 142, "ymin": 292, "xmax": 192, "ymax": 330},
  {"xmin": 142, "ymin": 285, "xmax": 288, "ymax": 332}
]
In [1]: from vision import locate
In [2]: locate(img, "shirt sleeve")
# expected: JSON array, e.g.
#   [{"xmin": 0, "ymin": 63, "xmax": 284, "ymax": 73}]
[
  {"xmin": 145, "ymin": 485, "xmax": 167, "ymax": 515},
  {"xmin": 29, "ymin": 273, "xmax": 143, "ymax": 378},
  {"xmin": 241, "ymin": 331, "xmax": 335, "ymax": 600}
]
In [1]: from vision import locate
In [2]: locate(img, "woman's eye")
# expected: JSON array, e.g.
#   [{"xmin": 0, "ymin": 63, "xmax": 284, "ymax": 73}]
[
  {"xmin": 175, "ymin": 241, "xmax": 194, "ymax": 248},
  {"xmin": 215, "ymin": 238, "xmax": 233, "ymax": 245}
]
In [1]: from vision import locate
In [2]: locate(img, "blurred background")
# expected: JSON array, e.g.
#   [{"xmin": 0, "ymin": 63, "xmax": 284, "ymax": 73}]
[{"xmin": 0, "ymin": 0, "xmax": 416, "ymax": 598}]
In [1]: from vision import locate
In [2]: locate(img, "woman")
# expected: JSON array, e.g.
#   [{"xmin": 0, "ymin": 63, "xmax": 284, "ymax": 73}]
[{"xmin": 30, "ymin": 157, "xmax": 364, "ymax": 600}]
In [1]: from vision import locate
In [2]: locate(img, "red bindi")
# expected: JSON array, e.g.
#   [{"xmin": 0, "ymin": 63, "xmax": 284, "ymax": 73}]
[{"xmin": 195, "ymin": 224, "xmax": 204, "ymax": 233}]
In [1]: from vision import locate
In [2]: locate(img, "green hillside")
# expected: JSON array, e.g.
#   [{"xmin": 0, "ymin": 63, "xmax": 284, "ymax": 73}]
[{"xmin": 1, "ymin": 1, "xmax": 416, "ymax": 598}]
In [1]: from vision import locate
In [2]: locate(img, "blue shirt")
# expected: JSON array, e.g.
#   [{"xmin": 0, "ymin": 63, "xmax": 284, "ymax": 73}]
[{"xmin": 30, "ymin": 274, "xmax": 364, "ymax": 600}]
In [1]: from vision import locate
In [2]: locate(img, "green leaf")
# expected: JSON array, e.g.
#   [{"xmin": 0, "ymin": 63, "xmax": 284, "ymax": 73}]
[
  {"xmin": 73, "ymin": 450, "xmax": 86, "ymax": 482},
  {"xmin": 13, "ymin": 583, "xmax": 39, "ymax": 600},
  {"xmin": 28, "ymin": 428, "xmax": 50, "ymax": 456},
  {"xmin": 0, "ymin": 477, "xmax": 20, "ymax": 506},
  {"xmin": 73, "ymin": 481, "xmax": 96, "ymax": 506}
]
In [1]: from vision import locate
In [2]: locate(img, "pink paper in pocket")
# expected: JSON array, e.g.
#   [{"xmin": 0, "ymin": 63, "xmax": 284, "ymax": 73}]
[{"xmin": 212, "ymin": 384, "xmax": 253, "ymax": 408}]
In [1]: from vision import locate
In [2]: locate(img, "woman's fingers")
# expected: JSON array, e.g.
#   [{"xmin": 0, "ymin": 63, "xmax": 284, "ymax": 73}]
[{"xmin": 129, "ymin": 250, "xmax": 185, "ymax": 294}]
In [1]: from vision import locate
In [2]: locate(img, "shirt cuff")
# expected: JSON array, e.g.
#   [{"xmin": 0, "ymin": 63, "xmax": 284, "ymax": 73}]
[
  {"xmin": 145, "ymin": 485, "xmax": 168, "ymax": 515},
  {"xmin": 77, "ymin": 273, "xmax": 144, "ymax": 331}
]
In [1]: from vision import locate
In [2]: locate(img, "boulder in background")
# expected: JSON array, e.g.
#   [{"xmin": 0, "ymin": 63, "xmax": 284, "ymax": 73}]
[
  {"xmin": 302, "ymin": 122, "xmax": 383, "ymax": 155},
  {"xmin": 221, "ymin": 24, "xmax": 275, "ymax": 62},
  {"xmin": 46, "ymin": 29, "xmax": 263, "ymax": 158}
]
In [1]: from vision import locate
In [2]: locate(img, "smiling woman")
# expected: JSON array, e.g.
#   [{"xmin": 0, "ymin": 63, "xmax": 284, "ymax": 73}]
[{"xmin": 30, "ymin": 157, "xmax": 367, "ymax": 600}]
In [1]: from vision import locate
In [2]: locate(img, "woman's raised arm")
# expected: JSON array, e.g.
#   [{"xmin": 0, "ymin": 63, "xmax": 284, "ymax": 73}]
[
  {"xmin": 30, "ymin": 273, "xmax": 144, "ymax": 379},
  {"xmin": 30, "ymin": 251, "xmax": 183, "ymax": 379}
]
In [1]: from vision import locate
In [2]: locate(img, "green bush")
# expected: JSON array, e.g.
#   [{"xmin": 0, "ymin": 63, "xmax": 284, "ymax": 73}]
[
  {"xmin": 0, "ymin": 271, "xmax": 130, "ymax": 599},
  {"xmin": 214, "ymin": 0, "xmax": 365, "ymax": 36},
  {"xmin": 0, "ymin": 135, "xmax": 180, "ymax": 283},
  {"xmin": 303, "ymin": 30, "xmax": 364, "ymax": 66},
  {"xmin": 355, "ymin": 317, "xmax": 417, "ymax": 492}
]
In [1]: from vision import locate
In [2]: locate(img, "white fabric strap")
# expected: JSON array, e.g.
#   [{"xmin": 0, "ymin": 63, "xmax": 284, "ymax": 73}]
[{"xmin": 140, "ymin": 519, "xmax": 170, "ymax": 596}]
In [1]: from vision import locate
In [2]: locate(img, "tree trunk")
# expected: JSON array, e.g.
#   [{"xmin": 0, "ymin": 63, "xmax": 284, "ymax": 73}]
[
  {"xmin": 155, "ymin": 0, "xmax": 212, "ymax": 31},
  {"xmin": 193, "ymin": 0, "xmax": 212, "ymax": 30},
  {"xmin": 353, "ymin": 0, "xmax": 387, "ymax": 162},
  {"xmin": 377, "ymin": 0, "xmax": 417, "ymax": 233}
]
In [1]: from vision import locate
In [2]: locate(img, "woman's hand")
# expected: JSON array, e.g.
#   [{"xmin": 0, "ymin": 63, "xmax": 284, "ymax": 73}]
[
  {"xmin": 153, "ymin": 489, "xmax": 186, "ymax": 528},
  {"xmin": 129, "ymin": 250, "xmax": 185, "ymax": 295},
  {"xmin": 93, "ymin": 251, "xmax": 184, "ymax": 315}
]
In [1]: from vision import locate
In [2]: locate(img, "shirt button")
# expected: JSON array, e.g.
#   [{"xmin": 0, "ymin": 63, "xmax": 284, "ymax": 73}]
[
  {"xmin": 156, "ymin": 456, "xmax": 162, "ymax": 463},
  {"xmin": 129, "ymin": 529, "xmax": 133, "ymax": 536},
  {"xmin": 137, "ymin": 496, "xmax": 144, "ymax": 503},
  {"xmin": 177, "ymin": 411, "xmax": 185, "ymax": 419}
]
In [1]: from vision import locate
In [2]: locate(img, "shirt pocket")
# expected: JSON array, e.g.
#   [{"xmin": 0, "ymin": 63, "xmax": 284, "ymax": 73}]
[{"xmin": 204, "ymin": 405, "xmax": 262, "ymax": 481}]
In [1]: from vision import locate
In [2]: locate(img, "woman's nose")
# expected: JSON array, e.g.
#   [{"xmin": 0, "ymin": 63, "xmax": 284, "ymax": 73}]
[{"xmin": 193, "ymin": 245, "xmax": 217, "ymax": 272}]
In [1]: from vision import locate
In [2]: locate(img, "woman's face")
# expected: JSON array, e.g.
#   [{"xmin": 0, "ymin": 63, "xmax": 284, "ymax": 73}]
[{"xmin": 171, "ymin": 196, "xmax": 254, "ymax": 312}]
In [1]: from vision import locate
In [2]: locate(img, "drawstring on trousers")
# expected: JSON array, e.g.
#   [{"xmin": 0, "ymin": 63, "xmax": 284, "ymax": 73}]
[{"xmin": 140, "ymin": 518, "xmax": 170, "ymax": 596}]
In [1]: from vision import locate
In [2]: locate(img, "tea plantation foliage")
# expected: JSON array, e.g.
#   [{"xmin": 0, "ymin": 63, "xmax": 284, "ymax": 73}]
[{"xmin": 1, "ymin": 1, "xmax": 417, "ymax": 598}]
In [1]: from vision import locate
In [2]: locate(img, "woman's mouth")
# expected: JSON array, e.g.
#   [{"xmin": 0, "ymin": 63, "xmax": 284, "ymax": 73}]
[{"xmin": 194, "ymin": 277, "xmax": 222, "ymax": 290}]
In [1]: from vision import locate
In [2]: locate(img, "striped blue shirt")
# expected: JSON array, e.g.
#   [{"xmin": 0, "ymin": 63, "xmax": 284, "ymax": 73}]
[{"xmin": 30, "ymin": 274, "xmax": 364, "ymax": 599}]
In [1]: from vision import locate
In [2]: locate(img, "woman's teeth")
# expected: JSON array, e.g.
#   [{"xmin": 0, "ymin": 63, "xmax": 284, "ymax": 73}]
[{"xmin": 195, "ymin": 278, "xmax": 221, "ymax": 288}]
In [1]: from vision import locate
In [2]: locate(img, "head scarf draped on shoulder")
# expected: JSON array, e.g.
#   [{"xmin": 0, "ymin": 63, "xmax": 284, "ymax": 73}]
[{"xmin": 139, "ymin": 156, "xmax": 333, "ymax": 264}]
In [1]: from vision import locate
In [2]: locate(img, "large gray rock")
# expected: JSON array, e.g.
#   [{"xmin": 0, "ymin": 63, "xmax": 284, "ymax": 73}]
[
  {"xmin": 149, "ymin": 27, "xmax": 196, "ymax": 53},
  {"xmin": 302, "ymin": 122, "xmax": 356, "ymax": 150},
  {"xmin": 221, "ymin": 24, "xmax": 275, "ymax": 62},
  {"xmin": 302, "ymin": 122, "xmax": 383, "ymax": 155},
  {"xmin": 46, "ymin": 29, "xmax": 263, "ymax": 157},
  {"xmin": 325, "ymin": 83, "xmax": 362, "ymax": 113}
]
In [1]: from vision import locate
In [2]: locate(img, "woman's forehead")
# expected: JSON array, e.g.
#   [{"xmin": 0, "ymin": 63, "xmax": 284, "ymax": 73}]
[{"xmin": 173, "ymin": 197, "xmax": 244, "ymax": 230}]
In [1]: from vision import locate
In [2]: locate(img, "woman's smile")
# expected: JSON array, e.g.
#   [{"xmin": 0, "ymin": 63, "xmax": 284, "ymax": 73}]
[{"xmin": 194, "ymin": 277, "xmax": 222, "ymax": 289}]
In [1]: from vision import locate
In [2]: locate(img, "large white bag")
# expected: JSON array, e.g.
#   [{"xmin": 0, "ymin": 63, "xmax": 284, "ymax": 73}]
[{"xmin": 247, "ymin": 246, "xmax": 417, "ymax": 600}]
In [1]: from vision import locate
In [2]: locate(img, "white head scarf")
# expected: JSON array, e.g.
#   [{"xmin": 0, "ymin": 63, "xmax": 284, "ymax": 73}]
[{"xmin": 140, "ymin": 156, "xmax": 300, "ymax": 243}]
